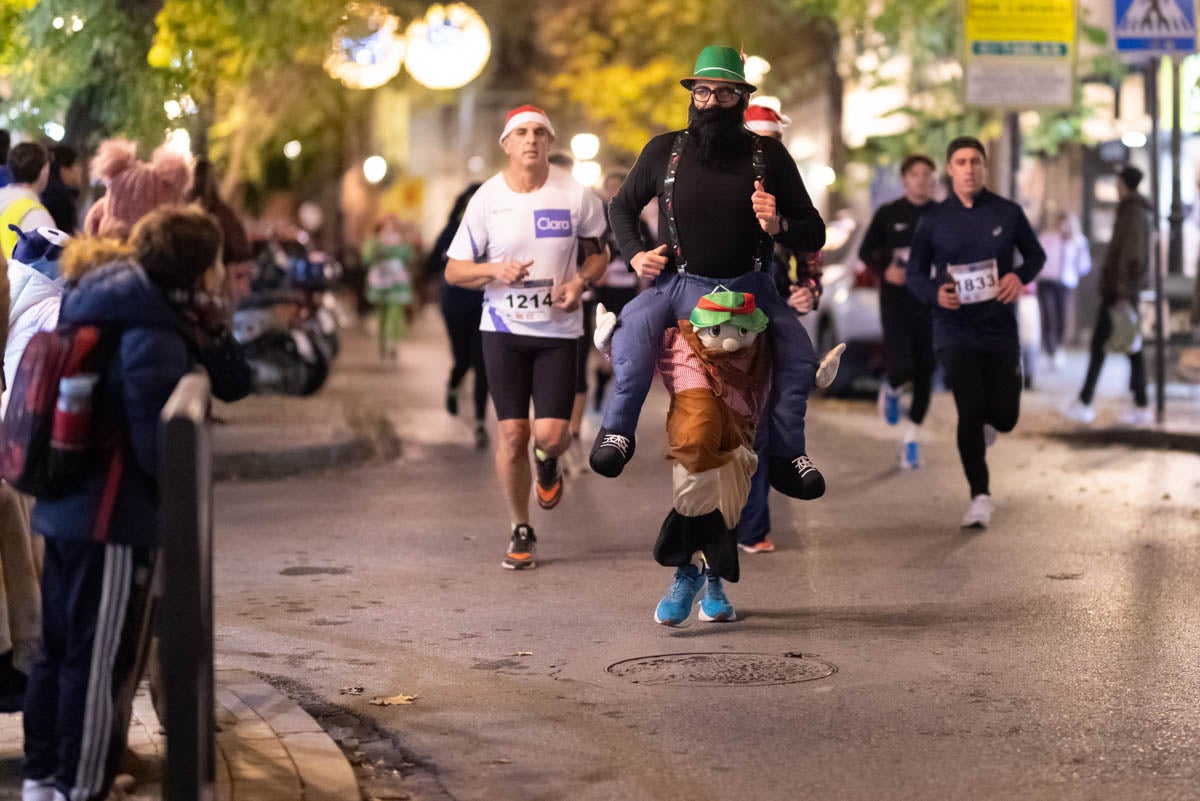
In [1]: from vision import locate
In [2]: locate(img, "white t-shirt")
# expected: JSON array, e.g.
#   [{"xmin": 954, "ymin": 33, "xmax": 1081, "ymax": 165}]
[{"xmin": 446, "ymin": 166, "xmax": 606, "ymax": 339}]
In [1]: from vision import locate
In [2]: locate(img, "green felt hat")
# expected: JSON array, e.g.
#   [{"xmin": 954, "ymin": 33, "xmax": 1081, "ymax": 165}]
[
  {"xmin": 680, "ymin": 45, "xmax": 756, "ymax": 92},
  {"xmin": 689, "ymin": 289, "xmax": 768, "ymax": 332}
]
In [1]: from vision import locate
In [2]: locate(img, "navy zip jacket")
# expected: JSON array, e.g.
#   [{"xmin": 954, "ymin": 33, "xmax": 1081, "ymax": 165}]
[
  {"xmin": 906, "ymin": 188, "xmax": 1045, "ymax": 355},
  {"xmin": 32, "ymin": 260, "xmax": 199, "ymax": 548}
]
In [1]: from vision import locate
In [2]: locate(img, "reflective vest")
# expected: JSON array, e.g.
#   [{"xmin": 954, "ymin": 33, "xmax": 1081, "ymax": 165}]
[{"xmin": 0, "ymin": 196, "xmax": 44, "ymax": 259}]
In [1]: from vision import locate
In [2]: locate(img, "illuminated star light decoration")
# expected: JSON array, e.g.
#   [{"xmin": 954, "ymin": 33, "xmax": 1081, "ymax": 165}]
[
  {"xmin": 324, "ymin": 3, "xmax": 407, "ymax": 90},
  {"xmin": 404, "ymin": 3, "xmax": 491, "ymax": 90}
]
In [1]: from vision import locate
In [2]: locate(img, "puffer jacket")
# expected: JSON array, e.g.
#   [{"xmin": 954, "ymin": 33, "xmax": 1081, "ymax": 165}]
[
  {"xmin": 31, "ymin": 259, "xmax": 197, "ymax": 547},
  {"xmin": 3, "ymin": 259, "xmax": 62, "ymax": 417}
]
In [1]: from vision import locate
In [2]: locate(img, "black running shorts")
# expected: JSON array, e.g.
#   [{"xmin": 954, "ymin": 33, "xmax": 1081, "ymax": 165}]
[{"xmin": 482, "ymin": 331, "xmax": 578, "ymax": 421}]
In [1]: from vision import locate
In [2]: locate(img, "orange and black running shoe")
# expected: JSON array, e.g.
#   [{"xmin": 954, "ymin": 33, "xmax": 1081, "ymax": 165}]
[
  {"xmin": 534, "ymin": 449, "xmax": 563, "ymax": 510},
  {"xmin": 503, "ymin": 524, "xmax": 537, "ymax": 570}
]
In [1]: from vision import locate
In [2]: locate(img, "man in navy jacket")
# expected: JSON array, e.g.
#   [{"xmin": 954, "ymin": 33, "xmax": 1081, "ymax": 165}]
[{"xmin": 906, "ymin": 136, "xmax": 1045, "ymax": 529}]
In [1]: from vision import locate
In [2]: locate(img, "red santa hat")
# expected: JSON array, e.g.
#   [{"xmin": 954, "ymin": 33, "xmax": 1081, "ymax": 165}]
[
  {"xmin": 744, "ymin": 104, "xmax": 788, "ymax": 136},
  {"xmin": 499, "ymin": 105, "xmax": 556, "ymax": 146}
]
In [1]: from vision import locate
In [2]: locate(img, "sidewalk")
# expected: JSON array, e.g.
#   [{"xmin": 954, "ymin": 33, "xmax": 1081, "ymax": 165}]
[
  {"xmin": 212, "ymin": 323, "xmax": 402, "ymax": 481},
  {"xmin": 1018, "ymin": 347, "xmax": 1200, "ymax": 453},
  {"xmin": 0, "ymin": 671, "xmax": 357, "ymax": 801}
]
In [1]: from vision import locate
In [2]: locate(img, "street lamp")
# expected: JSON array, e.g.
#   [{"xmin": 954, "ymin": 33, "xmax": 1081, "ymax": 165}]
[
  {"xmin": 572, "ymin": 160, "xmax": 602, "ymax": 187},
  {"xmin": 404, "ymin": 3, "xmax": 491, "ymax": 90},
  {"xmin": 324, "ymin": 3, "xmax": 407, "ymax": 90},
  {"xmin": 570, "ymin": 133, "xmax": 600, "ymax": 161},
  {"xmin": 363, "ymin": 155, "xmax": 388, "ymax": 184}
]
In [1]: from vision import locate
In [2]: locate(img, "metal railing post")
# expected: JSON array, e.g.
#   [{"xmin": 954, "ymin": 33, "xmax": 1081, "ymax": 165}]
[{"xmin": 158, "ymin": 372, "xmax": 215, "ymax": 801}]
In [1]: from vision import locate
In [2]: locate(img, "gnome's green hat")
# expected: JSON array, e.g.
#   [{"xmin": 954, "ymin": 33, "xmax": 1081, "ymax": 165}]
[
  {"xmin": 680, "ymin": 45, "xmax": 757, "ymax": 93},
  {"xmin": 689, "ymin": 288, "xmax": 768, "ymax": 332}
]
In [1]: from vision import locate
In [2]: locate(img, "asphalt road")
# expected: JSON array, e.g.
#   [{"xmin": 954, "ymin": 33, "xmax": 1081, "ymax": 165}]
[{"xmin": 212, "ymin": 318, "xmax": 1200, "ymax": 801}]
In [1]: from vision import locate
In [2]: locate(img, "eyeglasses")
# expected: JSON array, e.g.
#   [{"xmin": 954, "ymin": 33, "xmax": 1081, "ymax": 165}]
[{"xmin": 691, "ymin": 85, "xmax": 743, "ymax": 104}]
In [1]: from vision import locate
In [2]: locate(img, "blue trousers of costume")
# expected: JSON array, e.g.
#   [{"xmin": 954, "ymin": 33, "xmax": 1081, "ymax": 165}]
[{"xmin": 603, "ymin": 270, "xmax": 818, "ymax": 459}]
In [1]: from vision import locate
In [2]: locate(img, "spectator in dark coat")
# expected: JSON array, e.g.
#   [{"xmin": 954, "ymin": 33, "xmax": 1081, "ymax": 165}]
[{"xmin": 22, "ymin": 206, "xmax": 231, "ymax": 801}]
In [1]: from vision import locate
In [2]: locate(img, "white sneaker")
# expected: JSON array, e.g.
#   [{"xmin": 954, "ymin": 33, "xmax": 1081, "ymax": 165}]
[
  {"xmin": 983, "ymin": 424, "xmax": 998, "ymax": 448},
  {"xmin": 961, "ymin": 494, "xmax": 993, "ymax": 528},
  {"xmin": 1117, "ymin": 406, "xmax": 1154, "ymax": 427},
  {"xmin": 21, "ymin": 779, "xmax": 56, "ymax": 801},
  {"xmin": 1062, "ymin": 401, "xmax": 1096, "ymax": 424}
]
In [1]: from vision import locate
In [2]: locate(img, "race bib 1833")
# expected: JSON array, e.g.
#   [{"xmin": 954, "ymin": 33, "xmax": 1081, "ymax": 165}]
[
  {"xmin": 500, "ymin": 278, "xmax": 555, "ymax": 323},
  {"xmin": 947, "ymin": 259, "xmax": 1000, "ymax": 304}
]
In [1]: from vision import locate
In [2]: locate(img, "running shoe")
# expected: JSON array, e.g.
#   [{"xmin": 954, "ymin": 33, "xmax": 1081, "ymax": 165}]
[
  {"xmin": 534, "ymin": 448, "xmax": 564, "ymax": 509},
  {"xmin": 589, "ymin": 428, "xmax": 636, "ymax": 477},
  {"xmin": 768, "ymin": 455, "xmax": 826, "ymax": 500},
  {"xmin": 503, "ymin": 524, "xmax": 537, "ymax": 570},
  {"xmin": 1062, "ymin": 401, "xmax": 1096, "ymax": 425},
  {"xmin": 738, "ymin": 537, "xmax": 776, "ymax": 554},
  {"xmin": 1118, "ymin": 406, "xmax": 1154, "ymax": 426},
  {"xmin": 899, "ymin": 440, "xmax": 920, "ymax": 470},
  {"xmin": 961, "ymin": 494, "xmax": 993, "ymax": 529},
  {"xmin": 21, "ymin": 779, "xmax": 55, "ymax": 801},
  {"xmin": 983, "ymin": 424, "xmax": 998, "ymax": 448},
  {"xmin": 699, "ymin": 573, "xmax": 737, "ymax": 622},
  {"xmin": 653, "ymin": 564, "xmax": 706, "ymax": 626},
  {"xmin": 878, "ymin": 381, "xmax": 902, "ymax": 426},
  {"xmin": 473, "ymin": 422, "xmax": 489, "ymax": 450}
]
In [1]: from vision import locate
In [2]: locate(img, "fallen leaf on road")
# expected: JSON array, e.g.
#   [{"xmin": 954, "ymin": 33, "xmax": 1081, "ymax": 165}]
[
  {"xmin": 340, "ymin": 686, "xmax": 365, "ymax": 695},
  {"xmin": 489, "ymin": 758, "xmax": 513, "ymax": 765},
  {"xmin": 516, "ymin": 651, "xmax": 533, "ymax": 656},
  {"xmin": 1047, "ymin": 572, "xmax": 1083, "ymax": 581},
  {"xmin": 370, "ymin": 694, "xmax": 417, "ymax": 706}
]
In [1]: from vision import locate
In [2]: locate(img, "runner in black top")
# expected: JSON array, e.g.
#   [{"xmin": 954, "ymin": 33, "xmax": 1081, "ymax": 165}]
[
  {"xmin": 858, "ymin": 154, "xmax": 937, "ymax": 469},
  {"xmin": 906, "ymin": 136, "xmax": 1045, "ymax": 529}
]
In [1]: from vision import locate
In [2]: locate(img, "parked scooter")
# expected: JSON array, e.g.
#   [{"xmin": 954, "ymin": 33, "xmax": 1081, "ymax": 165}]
[{"xmin": 233, "ymin": 238, "xmax": 343, "ymax": 396}]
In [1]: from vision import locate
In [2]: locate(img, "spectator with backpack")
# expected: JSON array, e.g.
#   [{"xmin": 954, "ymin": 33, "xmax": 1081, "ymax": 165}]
[{"xmin": 14, "ymin": 206, "xmax": 231, "ymax": 801}]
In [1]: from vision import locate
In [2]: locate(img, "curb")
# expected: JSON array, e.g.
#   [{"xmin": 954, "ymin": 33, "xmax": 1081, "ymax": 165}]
[
  {"xmin": 1044, "ymin": 426, "xmax": 1200, "ymax": 454},
  {"xmin": 213, "ymin": 413, "xmax": 402, "ymax": 482}
]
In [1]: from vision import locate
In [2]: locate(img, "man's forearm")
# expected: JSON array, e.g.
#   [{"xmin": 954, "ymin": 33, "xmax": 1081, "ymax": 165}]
[{"xmin": 445, "ymin": 258, "xmax": 494, "ymax": 290}]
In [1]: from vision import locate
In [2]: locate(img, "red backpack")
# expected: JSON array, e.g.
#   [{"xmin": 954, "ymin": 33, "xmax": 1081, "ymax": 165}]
[{"xmin": 0, "ymin": 325, "xmax": 121, "ymax": 498}]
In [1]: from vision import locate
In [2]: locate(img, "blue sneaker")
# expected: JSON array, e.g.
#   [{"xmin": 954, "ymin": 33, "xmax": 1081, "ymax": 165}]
[
  {"xmin": 879, "ymin": 382, "xmax": 902, "ymax": 426},
  {"xmin": 699, "ymin": 573, "xmax": 737, "ymax": 622},
  {"xmin": 900, "ymin": 440, "xmax": 920, "ymax": 470},
  {"xmin": 654, "ymin": 565, "xmax": 706, "ymax": 626}
]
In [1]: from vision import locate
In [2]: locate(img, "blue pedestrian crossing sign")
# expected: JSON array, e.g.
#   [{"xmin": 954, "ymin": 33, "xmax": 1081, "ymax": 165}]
[{"xmin": 1115, "ymin": 0, "xmax": 1198, "ymax": 55}]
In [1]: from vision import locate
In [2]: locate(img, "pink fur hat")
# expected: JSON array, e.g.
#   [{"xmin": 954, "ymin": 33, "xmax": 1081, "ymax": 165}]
[{"xmin": 84, "ymin": 139, "xmax": 193, "ymax": 240}]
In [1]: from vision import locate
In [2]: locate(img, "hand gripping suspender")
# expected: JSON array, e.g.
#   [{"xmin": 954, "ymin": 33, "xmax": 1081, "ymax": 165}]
[{"xmin": 663, "ymin": 130, "xmax": 772, "ymax": 274}]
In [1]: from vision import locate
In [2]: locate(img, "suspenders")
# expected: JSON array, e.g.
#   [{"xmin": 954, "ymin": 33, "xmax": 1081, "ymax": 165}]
[{"xmin": 662, "ymin": 130, "xmax": 773, "ymax": 273}]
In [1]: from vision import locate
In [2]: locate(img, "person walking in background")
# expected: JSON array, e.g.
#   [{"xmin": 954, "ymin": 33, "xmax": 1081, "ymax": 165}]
[
  {"xmin": 363, "ymin": 215, "xmax": 416, "ymax": 363},
  {"xmin": 39, "ymin": 146, "xmax": 83, "ymax": 234},
  {"xmin": 1036, "ymin": 209, "xmax": 1090, "ymax": 371},
  {"xmin": 0, "ymin": 130, "xmax": 12, "ymax": 188},
  {"xmin": 1063, "ymin": 166, "xmax": 1152, "ymax": 426},
  {"xmin": 429, "ymin": 184, "xmax": 489, "ymax": 449},
  {"xmin": 0, "ymin": 143, "xmax": 54, "ymax": 257}
]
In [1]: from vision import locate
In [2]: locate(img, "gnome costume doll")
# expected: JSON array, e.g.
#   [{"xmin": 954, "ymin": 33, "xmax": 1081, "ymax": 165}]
[{"xmin": 595, "ymin": 288, "xmax": 843, "ymax": 626}]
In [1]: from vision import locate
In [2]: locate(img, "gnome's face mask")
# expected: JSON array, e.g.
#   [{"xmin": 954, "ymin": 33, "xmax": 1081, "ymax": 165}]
[{"xmin": 696, "ymin": 322, "xmax": 760, "ymax": 353}]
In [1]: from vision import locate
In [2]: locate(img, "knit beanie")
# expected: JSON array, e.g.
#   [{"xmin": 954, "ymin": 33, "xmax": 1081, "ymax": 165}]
[{"xmin": 84, "ymin": 139, "xmax": 193, "ymax": 241}]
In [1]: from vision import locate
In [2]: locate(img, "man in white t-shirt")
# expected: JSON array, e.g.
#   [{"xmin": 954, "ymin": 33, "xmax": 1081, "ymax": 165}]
[{"xmin": 446, "ymin": 105, "xmax": 608, "ymax": 570}]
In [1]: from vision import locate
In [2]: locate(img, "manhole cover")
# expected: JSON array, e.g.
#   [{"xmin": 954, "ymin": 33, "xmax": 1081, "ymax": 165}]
[{"xmin": 606, "ymin": 652, "xmax": 836, "ymax": 687}]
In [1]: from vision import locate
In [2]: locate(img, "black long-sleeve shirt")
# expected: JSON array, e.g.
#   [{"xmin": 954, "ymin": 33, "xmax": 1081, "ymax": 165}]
[
  {"xmin": 609, "ymin": 131, "xmax": 825, "ymax": 279},
  {"xmin": 858, "ymin": 197, "xmax": 933, "ymax": 276},
  {"xmin": 906, "ymin": 189, "xmax": 1045, "ymax": 354}
]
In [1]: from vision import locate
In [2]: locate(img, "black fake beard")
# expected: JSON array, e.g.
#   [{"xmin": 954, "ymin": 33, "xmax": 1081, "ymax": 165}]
[{"xmin": 687, "ymin": 100, "xmax": 752, "ymax": 166}]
